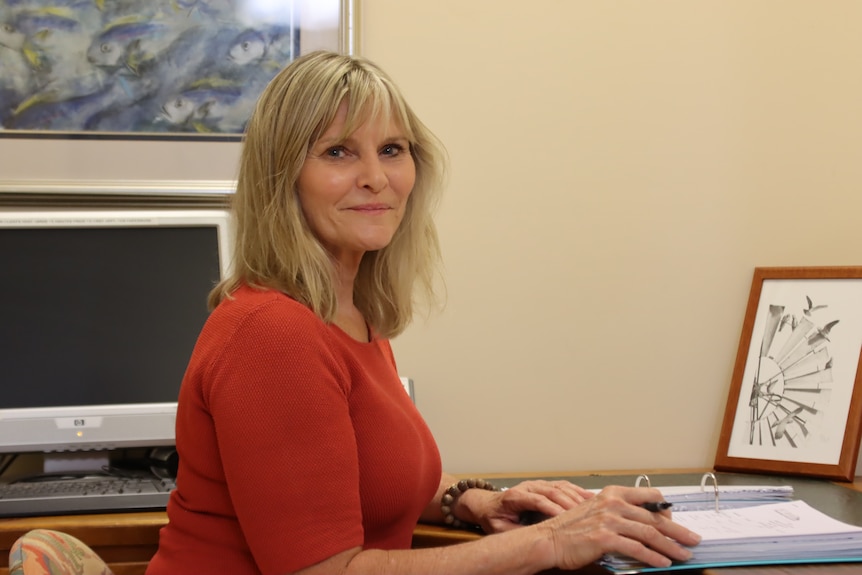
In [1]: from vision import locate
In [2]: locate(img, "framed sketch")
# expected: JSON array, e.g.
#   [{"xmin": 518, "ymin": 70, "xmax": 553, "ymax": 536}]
[
  {"xmin": 715, "ymin": 267, "xmax": 862, "ymax": 481},
  {"xmin": 0, "ymin": 0, "xmax": 357, "ymax": 141}
]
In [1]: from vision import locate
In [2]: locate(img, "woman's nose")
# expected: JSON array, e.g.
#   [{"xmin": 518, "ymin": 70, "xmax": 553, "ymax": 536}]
[{"xmin": 357, "ymin": 156, "xmax": 387, "ymax": 192}]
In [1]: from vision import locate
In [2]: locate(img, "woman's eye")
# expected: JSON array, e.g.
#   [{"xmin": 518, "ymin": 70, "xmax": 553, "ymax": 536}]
[
  {"xmin": 325, "ymin": 147, "xmax": 346, "ymax": 158},
  {"xmin": 381, "ymin": 143, "xmax": 405, "ymax": 156}
]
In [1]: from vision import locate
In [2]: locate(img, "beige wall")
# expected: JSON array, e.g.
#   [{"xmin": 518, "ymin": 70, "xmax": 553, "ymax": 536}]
[
  {"xmin": 365, "ymin": 0, "xmax": 862, "ymax": 475},
  {"xmin": 2, "ymin": 1, "xmax": 861, "ymax": 475}
]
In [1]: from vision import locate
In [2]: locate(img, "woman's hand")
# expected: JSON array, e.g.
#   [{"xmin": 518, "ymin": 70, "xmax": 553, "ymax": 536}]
[
  {"xmin": 459, "ymin": 479, "xmax": 595, "ymax": 533},
  {"xmin": 536, "ymin": 485, "xmax": 701, "ymax": 570}
]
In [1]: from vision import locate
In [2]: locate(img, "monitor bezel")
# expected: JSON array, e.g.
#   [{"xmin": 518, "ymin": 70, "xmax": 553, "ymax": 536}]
[{"xmin": 0, "ymin": 207, "xmax": 234, "ymax": 454}]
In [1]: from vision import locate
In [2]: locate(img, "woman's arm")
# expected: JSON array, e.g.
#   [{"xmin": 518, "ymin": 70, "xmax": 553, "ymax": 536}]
[
  {"xmin": 418, "ymin": 472, "xmax": 462, "ymax": 525},
  {"xmin": 421, "ymin": 473, "xmax": 595, "ymax": 533},
  {"xmin": 291, "ymin": 485, "xmax": 701, "ymax": 575}
]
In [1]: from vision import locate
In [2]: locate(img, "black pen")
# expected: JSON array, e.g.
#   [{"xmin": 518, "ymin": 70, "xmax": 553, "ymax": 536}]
[{"xmin": 641, "ymin": 501, "xmax": 673, "ymax": 512}]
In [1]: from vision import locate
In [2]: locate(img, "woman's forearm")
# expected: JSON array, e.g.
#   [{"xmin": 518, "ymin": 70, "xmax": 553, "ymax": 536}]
[
  {"xmin": 419, "ymin": 472, "xmax": 462, "ymax": 524},
  {"xmin": 293, "ymin": 485, "xmax": 700, "ymax": 575},
  {"xmin": 344, "ymin": 524, "xmax": 553, "ymax": 575}
]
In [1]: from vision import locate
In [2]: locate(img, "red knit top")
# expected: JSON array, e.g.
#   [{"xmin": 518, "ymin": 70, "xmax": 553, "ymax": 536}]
[{"xmin": 146, "ymin": 285, "xmax": 442, "ymax": 575}]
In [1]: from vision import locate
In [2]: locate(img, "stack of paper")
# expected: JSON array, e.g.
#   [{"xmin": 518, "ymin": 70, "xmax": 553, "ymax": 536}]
[{"xmin": 600, "ymin": 500, "xmax": 862, "ymax": 573}]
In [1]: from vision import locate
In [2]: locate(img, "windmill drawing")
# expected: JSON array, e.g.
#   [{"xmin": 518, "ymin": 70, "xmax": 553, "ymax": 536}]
[{"xmin": 747, "ymin": 298, "xmax": 839, "ymax": 448}]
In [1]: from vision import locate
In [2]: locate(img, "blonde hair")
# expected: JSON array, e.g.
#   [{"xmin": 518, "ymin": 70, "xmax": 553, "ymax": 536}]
[{"xmin": 210, "ymin": 51, "xmax": 446, "ymax": 338}]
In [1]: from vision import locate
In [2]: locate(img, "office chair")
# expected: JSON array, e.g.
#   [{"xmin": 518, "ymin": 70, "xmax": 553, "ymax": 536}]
[
  {"xmin": 9, "ymin": 529, "xmax": 114, "ymax": 575},
  {"xmin": 400, "ymin": 376, "xmax": 415, "ymax": 403}
]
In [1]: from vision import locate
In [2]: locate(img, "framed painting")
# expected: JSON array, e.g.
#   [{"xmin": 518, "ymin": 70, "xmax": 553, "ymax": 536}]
[
  {"xmin": 715, "ymin": 267, "xmax": 862, "ymax": 481},
  {"xmin": 0, "ymin": 0, "xmax": 358, "ymax": 141}
]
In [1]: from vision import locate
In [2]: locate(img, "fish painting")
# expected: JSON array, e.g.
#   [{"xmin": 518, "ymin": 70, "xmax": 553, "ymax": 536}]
[
  {"xmin": 0, "ymin": 50, "xmax": 36, "ymax": 125},
  {"xmin": 227, "ymin": 28, "xmax": 267, "ymax": 65},
  {"xmin": 0, "ymin": 7, "xmax": 81, "ymax": 67},
  {"xmin": 0, "ymin": 6, "xmax": 105, "ymax": 108},
  {"xmin": 86, "ymin": 17, "xmax": 187, "ymax": 73},
  {"xmin": 3, "ymin": 7, "xmax": 81, "ymax": 38},
  {"xmin": 0, "ymin": 0, "xmax": 301, "ymax": 134},
  {"xmin": 6, "ymin": 82, "xmax": 130, "ymax": 130},
  {"xmin": 157, "ymin": 79, "xmax": 250, "ymax": 132}
]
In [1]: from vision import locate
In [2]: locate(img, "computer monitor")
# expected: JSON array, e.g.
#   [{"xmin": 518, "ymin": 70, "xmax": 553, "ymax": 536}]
[{"xmin": 0, "ymin": 207, "xmax": 234, "ymax": 457}]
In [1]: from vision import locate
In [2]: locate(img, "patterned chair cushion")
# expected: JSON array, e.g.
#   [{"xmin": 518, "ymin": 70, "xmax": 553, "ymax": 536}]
[{"xmin": 8, "ymin": 529, "xmax": 114, "ymax": 575}]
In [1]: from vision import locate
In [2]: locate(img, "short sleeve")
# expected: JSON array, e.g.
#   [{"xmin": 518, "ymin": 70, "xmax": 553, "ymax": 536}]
[{"xmin": 203, "ymin": 300, "xmax": 364, "ymax": 573}]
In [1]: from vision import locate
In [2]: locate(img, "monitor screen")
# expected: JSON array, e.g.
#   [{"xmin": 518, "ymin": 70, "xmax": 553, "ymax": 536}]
[{"xmin": 0, "ymin": 208, "xmax": 233, "ymax": 454}]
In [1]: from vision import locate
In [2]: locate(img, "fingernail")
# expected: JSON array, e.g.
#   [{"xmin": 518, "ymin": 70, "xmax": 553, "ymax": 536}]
[
  {"xmin": 681, "ymin": 549, "xmax": 693, "ymax": 561},
  {"xmin": 690, "ymin": 531, "xmax": 702, "ymax": 544}
]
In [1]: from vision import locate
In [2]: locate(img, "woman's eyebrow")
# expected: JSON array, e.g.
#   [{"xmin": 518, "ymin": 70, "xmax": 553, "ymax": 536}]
[{"xmin": 315, "ymin": 133, "xmax": 410, "ymax": 148}]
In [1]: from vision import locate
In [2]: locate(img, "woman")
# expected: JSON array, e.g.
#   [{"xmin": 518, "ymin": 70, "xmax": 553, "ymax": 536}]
[{"xmin": 146, "ymin": 51, "xmax": 700, "ymax": 575}]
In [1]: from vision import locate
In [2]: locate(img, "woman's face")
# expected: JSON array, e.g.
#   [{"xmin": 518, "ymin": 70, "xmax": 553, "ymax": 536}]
[{"xmin": 297, "ymin": 100, "xmax": 416, "ymax": 266}]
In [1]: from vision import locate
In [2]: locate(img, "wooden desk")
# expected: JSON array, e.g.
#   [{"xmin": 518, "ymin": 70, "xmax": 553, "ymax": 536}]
[
  {"xmin": 0, "ymin": 511, "xmax": 164, "ymax": 575},
  {"xmin": 2, "ymin": 470, "xmax": 861, "ymax": 575}
]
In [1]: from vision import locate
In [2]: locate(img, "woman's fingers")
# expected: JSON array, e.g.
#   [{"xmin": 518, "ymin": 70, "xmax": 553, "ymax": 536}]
[
  {"xmin": 507, "ymin": 482, "xmax": 703, "ymax": 570},
  {"xmin": 540, "ymin": 485, "xmax": 702, "ymax": 570},
  {"xmin": 598, "ymin": 526, "xmax": 688, "ymax": 569},
  {"xmin": 512, "ymin": 480, "xmax": 592, "ymax": 511},
  {"xmin": 601, "ymin": 485, "xmax": 702, "ymax": 546},
  {"xmin": 623, "ymin": 515, "xmax": 696, "ymax": 563}
]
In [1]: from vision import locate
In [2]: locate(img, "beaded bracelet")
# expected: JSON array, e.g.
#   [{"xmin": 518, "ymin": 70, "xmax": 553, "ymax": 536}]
[{"xmin": 440, "ymin": 478, "xmax": 499, "ymax": 530}]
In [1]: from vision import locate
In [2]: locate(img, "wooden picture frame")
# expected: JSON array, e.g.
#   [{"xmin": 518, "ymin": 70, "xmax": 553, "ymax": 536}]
[
  {"xmin": 0, "ymin": 0, "xmax": 358, "ymax": 140},
  {"xmin": 715, "ymin": 266, "xmax": 862, "ymax": 481}
]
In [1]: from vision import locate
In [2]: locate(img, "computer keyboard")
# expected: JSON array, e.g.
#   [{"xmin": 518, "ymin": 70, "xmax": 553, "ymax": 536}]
[{"xmin": 0, "ymin": 474, "xmax": 175, "ymax": 517}]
